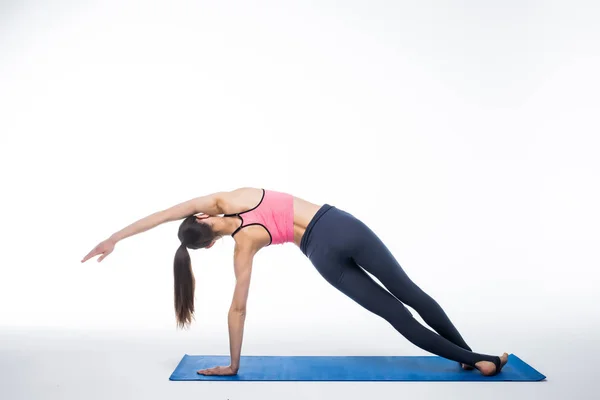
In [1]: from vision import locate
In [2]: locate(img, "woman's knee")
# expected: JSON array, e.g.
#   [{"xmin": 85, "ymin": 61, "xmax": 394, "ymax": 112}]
[{"xmin": 392, "ymin": 284, "xmax": 429, "ymax": 307}]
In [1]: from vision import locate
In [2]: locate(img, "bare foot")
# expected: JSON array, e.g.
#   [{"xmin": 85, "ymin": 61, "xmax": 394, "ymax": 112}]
[{"xmin": 475, "ymin": 353, "xmax": 509, "ymax": 376}]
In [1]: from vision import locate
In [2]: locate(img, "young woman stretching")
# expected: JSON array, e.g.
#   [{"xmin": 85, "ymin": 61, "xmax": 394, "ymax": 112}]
[{"xmin": 81, "ymin": 187, "xmax": 508, "ymax": 377}]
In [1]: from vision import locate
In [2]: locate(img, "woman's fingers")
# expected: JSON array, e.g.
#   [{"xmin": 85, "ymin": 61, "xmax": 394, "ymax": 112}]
[
  {"xmin": 81, "ymin": 248, "xmax": 98, "ymax": 263},
  {"xmin": 82, "ymin": 240, "xmax": 115, "ymax": 263},
  {"xmin": 197, "ymin": 366, "xmax": 236, "ymax": 376},
  {"xmin": 198, "ymin": 366, "xmax": 219, "ymax": 375},
  {"xmin": 97, "ymin": 250, "xmax": 111, "ymax": 262},
  {"xmin": 97, "ymin": 247, "xmax": 114, "ymax": 262}
]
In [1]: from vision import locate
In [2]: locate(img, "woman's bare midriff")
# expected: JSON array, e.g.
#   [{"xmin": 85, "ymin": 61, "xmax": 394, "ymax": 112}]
[{"xmin": 292, "ymin": 196, "xmax": 322, "ymax": 247}]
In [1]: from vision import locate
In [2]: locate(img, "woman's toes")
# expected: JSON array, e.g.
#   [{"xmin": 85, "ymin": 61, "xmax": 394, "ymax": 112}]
[{"xmin": 499, "ymin": 353, "xmax": 509, "ymax": 369}]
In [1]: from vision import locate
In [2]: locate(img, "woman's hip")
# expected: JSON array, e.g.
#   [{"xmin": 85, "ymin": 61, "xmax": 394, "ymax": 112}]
[{"xmin": 299, "ymin": 204, "xmax": 364, "ymax": 260}]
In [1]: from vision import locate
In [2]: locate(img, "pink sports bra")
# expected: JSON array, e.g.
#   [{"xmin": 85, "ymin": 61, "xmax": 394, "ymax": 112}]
[{"xmin": 223, "ymin": 189, "xmax": 294, "ymax": 245}]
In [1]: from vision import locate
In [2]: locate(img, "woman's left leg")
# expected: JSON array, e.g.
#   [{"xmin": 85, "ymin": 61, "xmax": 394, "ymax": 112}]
[
  {"xmin": 301, "ymin": 204, "xmax": 504, "ymax": 373},
  {"xmin": 309, "ymin": 253, "xmax": 498, "ymax": 368},
  {"xmin": 350, "ymin": 219, "xmax": 473, "ymax": 353}
]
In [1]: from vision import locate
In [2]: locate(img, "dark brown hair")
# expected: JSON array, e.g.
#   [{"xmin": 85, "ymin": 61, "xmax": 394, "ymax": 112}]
[{"xmin": 174, "ymin": 215, "xmax": 217, "ymax": 329}]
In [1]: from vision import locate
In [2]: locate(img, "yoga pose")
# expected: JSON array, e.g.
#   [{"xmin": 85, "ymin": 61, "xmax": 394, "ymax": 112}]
[{"xmin": 81, "ymin": 187, "xmax": 508, "ymax": 377}]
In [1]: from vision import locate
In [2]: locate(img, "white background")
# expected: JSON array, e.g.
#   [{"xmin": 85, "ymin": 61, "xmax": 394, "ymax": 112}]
[{"xmin": 1, "ymin": 0, "xmax": 598, "ymax": 399}]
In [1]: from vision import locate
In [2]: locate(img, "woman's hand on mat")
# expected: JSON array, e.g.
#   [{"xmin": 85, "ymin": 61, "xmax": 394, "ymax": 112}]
[
  {"xmin": 197, "ymin": 365, "xmax": 238, "ymax": 376},
  {"xmin": 81, "ymin": 238, "xmax": 116, "ymax": 263}
]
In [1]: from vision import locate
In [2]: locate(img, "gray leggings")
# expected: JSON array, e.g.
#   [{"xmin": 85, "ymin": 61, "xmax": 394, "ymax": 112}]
[{"xmin": 300, "ymin": 204, "xmax": 500, "ymax": 367}]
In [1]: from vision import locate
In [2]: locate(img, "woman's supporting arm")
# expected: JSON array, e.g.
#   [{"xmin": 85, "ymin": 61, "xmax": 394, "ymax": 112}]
[{"xmin": 227, "ymin": 244, "xmax": 255, "ymax": 372}]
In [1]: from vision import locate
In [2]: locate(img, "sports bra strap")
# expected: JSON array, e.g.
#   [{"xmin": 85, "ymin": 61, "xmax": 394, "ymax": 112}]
[
  {"xmin": 222, "ymin": 189, "xmax": 266, "ymax": 218},
  {"xmin": 222, "ymin": 189, "xmax": 267, "ymax": 237},
  {"xmin": 220, "ymin": 188, "xmax": 293, "ymax": 246}
]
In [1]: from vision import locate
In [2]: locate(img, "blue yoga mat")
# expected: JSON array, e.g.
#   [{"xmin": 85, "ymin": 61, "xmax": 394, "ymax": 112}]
[{"xmin": 169, "ymin": 353, "xmax": 545, "ymax": 381}]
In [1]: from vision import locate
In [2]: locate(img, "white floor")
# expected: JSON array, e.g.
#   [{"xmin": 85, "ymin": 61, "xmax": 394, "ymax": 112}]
[{"xmin": 0, "ymin": 326, "xmax": 590, "ymax": 400}]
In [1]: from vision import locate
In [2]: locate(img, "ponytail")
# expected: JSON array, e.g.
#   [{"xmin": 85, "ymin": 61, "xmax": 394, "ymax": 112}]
[{"xmin": 174, "ymin": 244, "xmax": 195, "ymax": 329}]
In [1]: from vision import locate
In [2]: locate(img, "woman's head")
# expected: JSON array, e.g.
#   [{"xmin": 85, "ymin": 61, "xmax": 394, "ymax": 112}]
[
  {"xmin": 173, "ymin": 214, "xmax": 218, "ymax": 329},
  {"xmin": 178, "ymin": 214, "xmax": 218, "ymax": 249}
]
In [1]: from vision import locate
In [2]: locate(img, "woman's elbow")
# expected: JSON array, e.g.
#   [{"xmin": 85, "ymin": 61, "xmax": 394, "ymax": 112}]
[{"xmin": 229, "ymin": 306, "xmax": 247, "ymax": 316}]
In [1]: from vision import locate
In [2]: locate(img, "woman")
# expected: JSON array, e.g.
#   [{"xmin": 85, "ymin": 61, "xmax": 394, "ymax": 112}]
[{"xmin": 81, "ymin": 187, "xmax": 508, "ymax": 377}]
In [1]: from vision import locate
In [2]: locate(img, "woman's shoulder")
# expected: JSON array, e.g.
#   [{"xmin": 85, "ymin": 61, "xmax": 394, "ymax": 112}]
[{"xmin": 218, "ymin": 187, "xmax": 265, "ymax": 214}]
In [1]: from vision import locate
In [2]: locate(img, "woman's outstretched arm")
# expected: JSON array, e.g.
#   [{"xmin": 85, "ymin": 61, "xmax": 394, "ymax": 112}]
[
  {"xmin": 81, "ymin": 192, "xmax": 224, "ymax": 263},
  {"xmin": 110, "ymin": 193, "xmax": 224, "ymax": 242}
]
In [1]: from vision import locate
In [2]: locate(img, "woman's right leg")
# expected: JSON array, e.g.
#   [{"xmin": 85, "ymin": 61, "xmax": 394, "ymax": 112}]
[
  {"xmin": 301, "ymin": 204, "xmax": 505, "ymax": 374},
  {"xmin": 349, "ymin": 219, "xmax": 474, "ymax": 351},
  {"xmin": 310, "ymin": 254, "xmax": 499, "ymax": 369}
]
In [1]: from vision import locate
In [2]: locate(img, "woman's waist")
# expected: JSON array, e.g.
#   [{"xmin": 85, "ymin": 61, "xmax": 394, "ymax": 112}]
[{"xmin": 300, "ymin": 204, "xmax": 360, "ymax": 257}]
